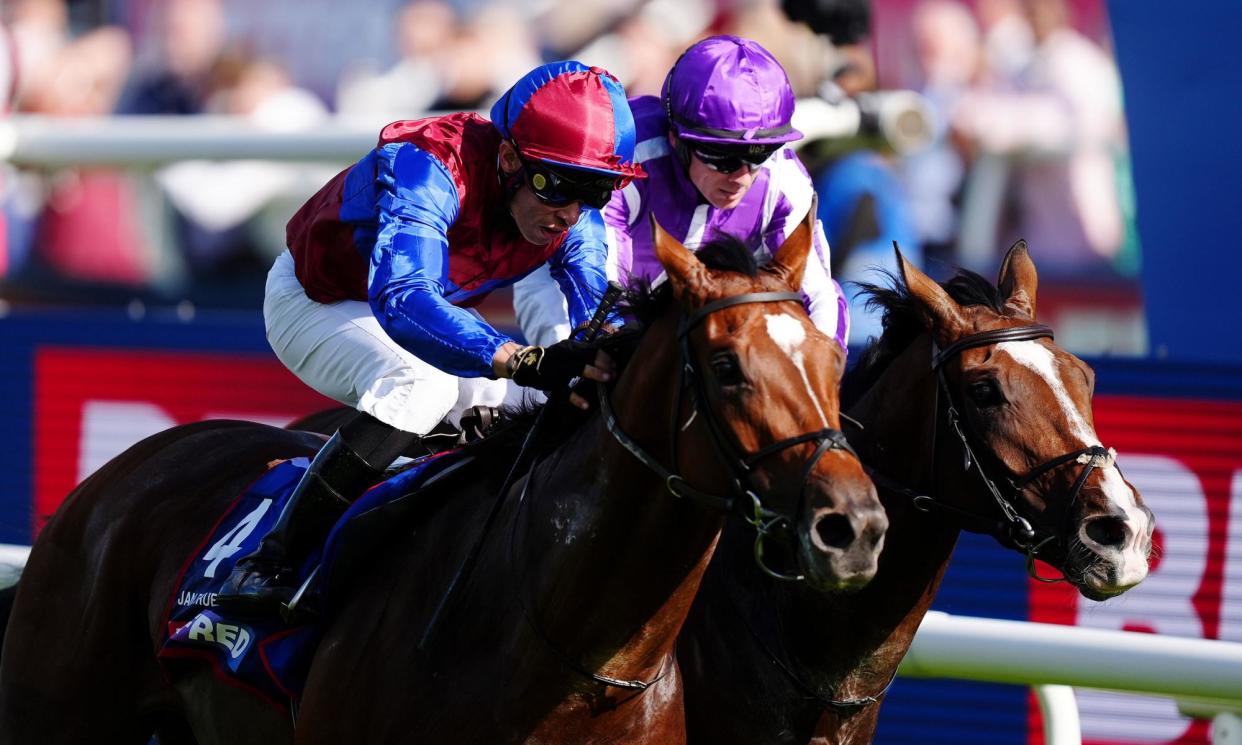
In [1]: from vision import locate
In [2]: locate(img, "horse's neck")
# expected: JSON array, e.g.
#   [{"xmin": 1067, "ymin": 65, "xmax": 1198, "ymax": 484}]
[
  {"xmin": 781, "ymin": 335, "xmax": 965, "ymax": 698},
  {"xmin": 517, "ymin": 315, "xmax": 729, "ymax": 677}
]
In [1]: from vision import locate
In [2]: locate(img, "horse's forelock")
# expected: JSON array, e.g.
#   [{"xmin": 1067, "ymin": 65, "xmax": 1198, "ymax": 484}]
[{"xmin": 843, "ymin": 269, "xmax": 1007, "ymax": 406}]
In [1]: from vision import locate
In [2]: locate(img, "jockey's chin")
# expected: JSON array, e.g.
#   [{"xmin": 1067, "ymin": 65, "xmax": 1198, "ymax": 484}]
[{"xmin": 510, "ymin": 185, "xmax": 582, "ymax": 245}]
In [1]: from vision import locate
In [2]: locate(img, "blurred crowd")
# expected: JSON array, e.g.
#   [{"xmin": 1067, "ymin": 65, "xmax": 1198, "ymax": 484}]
[{"xmin": 0, "ymin": 0, "xmax": 1135, "ymax": 332}]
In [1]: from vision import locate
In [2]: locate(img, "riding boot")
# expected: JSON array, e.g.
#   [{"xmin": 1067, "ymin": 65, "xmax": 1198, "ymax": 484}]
[{"xmin": 216, "ymin": 413, "xmax": 417, "ymax": 616}]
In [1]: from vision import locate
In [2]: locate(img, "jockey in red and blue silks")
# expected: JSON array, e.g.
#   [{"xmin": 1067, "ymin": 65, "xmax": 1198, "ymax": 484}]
[
  {"xmin": 514, "ymin": 36, "xmax": 849, "ymax": 351},
  {"xmin": 217, "ymin": 61, "xmax": 643, "ymax": 616}
]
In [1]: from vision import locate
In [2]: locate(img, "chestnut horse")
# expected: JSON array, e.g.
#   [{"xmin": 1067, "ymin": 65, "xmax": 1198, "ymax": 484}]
[
  {"xmin": 677, "ymin": 243, "xmax": 1154, "ymax": 744},
  {"xmin": 0, "ymin": 214, "xmax": 886, "ymax": 744}
]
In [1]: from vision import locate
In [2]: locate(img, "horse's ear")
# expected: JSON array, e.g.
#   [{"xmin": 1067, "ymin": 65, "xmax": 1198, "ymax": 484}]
[
  {"xmin": 895, "ymin": 242, "xmax": 968, "ymax": 338},
  {"xmin": 766, "ymin": 196, "xmax": 816, "ymax": 289},
  {"xmin": 651, "ymin": 213, "xmax": 708, "ymax": 294},
  {"xmin": 996, "ymin": 239, "xmax": 1038, "ymax": 320}
]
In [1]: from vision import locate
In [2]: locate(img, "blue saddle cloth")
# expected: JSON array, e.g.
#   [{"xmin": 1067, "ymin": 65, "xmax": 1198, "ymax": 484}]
[{"xmin": 158, "ymin": 448, "xmax": 470, "ymax": 711}]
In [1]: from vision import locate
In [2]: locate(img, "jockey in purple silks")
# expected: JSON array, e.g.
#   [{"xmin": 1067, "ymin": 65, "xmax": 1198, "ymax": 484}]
[{"xmin": 514, "ymin": 35, "xmax": 850, "ymax": 350}]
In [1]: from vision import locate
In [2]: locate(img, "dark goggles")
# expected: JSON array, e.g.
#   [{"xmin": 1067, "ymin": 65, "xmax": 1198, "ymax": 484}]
[
  {"xmin": 519, "ymin": 156, "xmax": 623, "ymax": 210},
  {"xmin": 690, "ymin": 143, "xmax": 781, "ymax": 174}
]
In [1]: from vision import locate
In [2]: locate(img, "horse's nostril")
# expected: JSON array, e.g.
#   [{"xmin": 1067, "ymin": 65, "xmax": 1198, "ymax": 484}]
[
  {"xmin": 1085, "ymin": 516, "xmax": 1127, "ymax": 549},
  {"xmin": 815, "ymin": 513, "xmax": 856, "ymax": 550}
]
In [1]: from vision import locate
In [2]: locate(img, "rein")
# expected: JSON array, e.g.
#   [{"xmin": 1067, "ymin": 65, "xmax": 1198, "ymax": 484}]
[
  {"xmin": 598, "ymin": 291, "xmax": 858, "ymax": 582},
  {"xmin": 864, "ymin": 323, "xmax": 1119, "ymax": 581}
]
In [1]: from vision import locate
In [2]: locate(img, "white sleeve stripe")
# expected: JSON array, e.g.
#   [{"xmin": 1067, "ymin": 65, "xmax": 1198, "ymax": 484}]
[
  {"xmin": 604, "ymin": 224, "xmax": 620, "ymax": 283},
  {"xmin": 634, "ymin": 136, "xmax": 670, "ymax": 163},
  {"xmin": 621, "ymin": 182, "xmax": 642, "ymax": 229},
  {"xmin": 685, "ymin": 203, "xmax": 710, "ymax": 249},
  {"xmin": 770, "ymin": 153, "xmax": 814, "ymax": 239}
]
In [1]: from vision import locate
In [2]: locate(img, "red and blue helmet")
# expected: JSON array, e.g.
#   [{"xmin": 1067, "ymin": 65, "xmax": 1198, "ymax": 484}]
[{"xmin": 490, "ymin": 61, "xmax": 644, "ymax": 183}]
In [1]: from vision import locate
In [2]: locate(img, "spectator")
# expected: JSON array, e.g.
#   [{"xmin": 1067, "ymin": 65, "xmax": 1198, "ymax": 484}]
[
  {"xmin": 900, "ymin": 0, "xmax": 981, "ymax": 266},
  {"xmin": 952, "ymin": 0, "xmax": 1127, "ymax": 277},
  {"xmin": 431, "ymin": 3, "xmax": 541, "ymax": 110},
  {"xmin": 155, "ymin": 50, "xmax": 331, "ymax": 289},
  {"xmin": 115, "ymin": 0, "xmax": 226, "ymax": 115},
  {"xmin": 10, "ymin": 1, "xmax": 150, "ymax": 290},
  {"xmin": 335, "ymin": 0, "xmax": 456, "ymax": 121},
  {"xmin": 976, "ymin": 0, "xmax": 1035, "ymax": 86}
]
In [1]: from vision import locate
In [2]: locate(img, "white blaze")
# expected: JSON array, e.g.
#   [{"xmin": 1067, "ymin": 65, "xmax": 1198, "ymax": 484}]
[
  {"xmin": 997, "ymin": 341, "xmax": 1151, "ymax": 584},
  {"xmin": 764, "ymin": 313, "xmax": 829, "ymax": 428}
]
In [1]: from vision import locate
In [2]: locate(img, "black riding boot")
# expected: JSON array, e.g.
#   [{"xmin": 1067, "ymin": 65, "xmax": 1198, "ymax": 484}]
[{"xmin": 216, "ymin": 413, "xmax": 416, "ymax": 617}]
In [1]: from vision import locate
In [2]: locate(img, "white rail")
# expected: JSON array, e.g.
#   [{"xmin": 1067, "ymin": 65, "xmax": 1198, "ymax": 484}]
[
  {"xmin": 0, "ymin": 95, "xmax": 933, "ymax": 169},
  {"xmin": 903, "ymin": 611, "xmax": 1242, "ymax": 702},
  {"xmin": 0, "ymin": 115, "xmax": 378, "ymax": 167}
]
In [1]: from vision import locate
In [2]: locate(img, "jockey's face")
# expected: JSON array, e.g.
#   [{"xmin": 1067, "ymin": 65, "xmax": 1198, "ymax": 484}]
[
  {"xmin": 499, "ymin": 141, "xmax": 583, "ymax": 245},
  {"xmin": 673, "ymin": 134, "xmax": 760, "ymax": 211}
]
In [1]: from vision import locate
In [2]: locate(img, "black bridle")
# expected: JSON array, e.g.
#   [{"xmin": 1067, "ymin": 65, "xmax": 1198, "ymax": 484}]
[
  {"xmin": 599, "ymin": 291, "xmax": 857, "ymax": 582},
  {"xmin": 876, "ymin": 323, "xmax": 1119, "ymax": 581}
]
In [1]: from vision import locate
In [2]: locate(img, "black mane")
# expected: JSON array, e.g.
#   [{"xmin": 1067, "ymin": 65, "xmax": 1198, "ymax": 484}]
[
  {"xmin": 623, "ymin": 232, "xmax": 759, "ymax": 325},
  {"xmin": 841, "ymin": 268, "xmax": 1006, "ymax": 406}
]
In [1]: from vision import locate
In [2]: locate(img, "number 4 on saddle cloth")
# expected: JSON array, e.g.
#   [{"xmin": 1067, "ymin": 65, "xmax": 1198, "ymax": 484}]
[{"xmin": 158, "ymin": 448, "xmax": 473, "ymax": 712}]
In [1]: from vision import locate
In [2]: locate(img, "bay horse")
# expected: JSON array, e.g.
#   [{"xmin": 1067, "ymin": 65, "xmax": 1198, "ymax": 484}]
[
  {"xmin": 677, "ymin": 242, "xmax": 1154, "ymax": 744},
  {"xmin": 0, "ymin": 212, "xmax": 886, "ymax": 744}
]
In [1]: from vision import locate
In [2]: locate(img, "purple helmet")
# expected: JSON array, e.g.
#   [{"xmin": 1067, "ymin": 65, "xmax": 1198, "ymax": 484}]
[{"xmin": 662, "ymin": 36, "xmax": 803, "ymax": 147}]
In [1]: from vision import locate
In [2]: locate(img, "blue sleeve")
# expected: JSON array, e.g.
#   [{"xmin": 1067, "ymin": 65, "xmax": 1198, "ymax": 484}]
[
  {"xmin": 367, "ymin": 143, "xmax": 513, "ymax": 378},
  {"xmin": 547, "ymin": 209, "xmax": 610, "ymax": 331}
]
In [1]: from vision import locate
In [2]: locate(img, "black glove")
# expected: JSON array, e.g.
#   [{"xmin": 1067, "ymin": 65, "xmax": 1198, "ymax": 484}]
[{"xmin": 508, "ymin": 339, "xmax": 598, "ymax": 392}]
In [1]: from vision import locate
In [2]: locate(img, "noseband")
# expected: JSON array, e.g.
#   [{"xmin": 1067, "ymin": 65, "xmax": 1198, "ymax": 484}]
[
  {"xmin": 599, "ymin": 291, "xmax": 857, "ymax": 582},
  {"xmin": 914, "ymin": 324, "xmax": 1118, "ymax": 580}
]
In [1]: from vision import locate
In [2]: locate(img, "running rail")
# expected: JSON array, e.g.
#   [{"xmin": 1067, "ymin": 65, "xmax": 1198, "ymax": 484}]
[
  {"xmin": 903, "ymin": 611, "xmax": 1242, "ymax": 702},
  {"xmin": 0, "ymin": 95, "xmax": 933, "ymax": 169},
  {"xmin": 904, "ymin": 611, "xmax": 1242, "ymax": 745}
]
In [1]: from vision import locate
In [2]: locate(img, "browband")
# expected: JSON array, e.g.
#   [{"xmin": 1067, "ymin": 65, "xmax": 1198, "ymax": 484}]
[{"xmin": 932, "ymin": 324, "xmax": 1054, "ymax": 370}]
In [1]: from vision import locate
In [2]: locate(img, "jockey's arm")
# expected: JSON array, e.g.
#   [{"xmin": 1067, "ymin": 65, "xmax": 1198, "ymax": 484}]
[
  {"xmin": 763, "ymin": 152, "xmax": 851, "ymax": 350},
  {"xmin": 367, "ymin": 143, "xmax": 516, "ymax": 378},
  {"xmin": 546, "ymin": 209, "xmax": 612, "ymax": 332}
]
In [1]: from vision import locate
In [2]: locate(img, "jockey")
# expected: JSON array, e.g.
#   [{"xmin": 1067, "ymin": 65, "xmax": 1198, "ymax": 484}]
[
  {"xmin": 217, "ymin": 61, "xmax": 643, "ymax": 616},
  {"xmin": 514, "ymin": 36, "xmax": 849, "ymax": 349}
]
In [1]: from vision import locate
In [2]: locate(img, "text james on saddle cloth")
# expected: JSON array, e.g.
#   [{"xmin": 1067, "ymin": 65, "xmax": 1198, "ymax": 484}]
[
  {"xmin": 514, "ymin": 36, "xmax": 851, "ymax": 352},
  {"xmin": 215, "ymin": 62, "xmax": 644, "ymax": 616}
]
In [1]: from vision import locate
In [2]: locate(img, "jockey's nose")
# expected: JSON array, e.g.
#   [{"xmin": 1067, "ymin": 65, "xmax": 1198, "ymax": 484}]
[{"xmin": 553, "ymin": 202, "xmax": 582, "ymax": 228}]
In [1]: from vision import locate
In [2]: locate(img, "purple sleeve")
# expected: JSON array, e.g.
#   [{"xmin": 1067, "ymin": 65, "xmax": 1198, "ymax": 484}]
[{"xmin": 762, "ymin": 151, "xmax": 849, "ymax": 349}]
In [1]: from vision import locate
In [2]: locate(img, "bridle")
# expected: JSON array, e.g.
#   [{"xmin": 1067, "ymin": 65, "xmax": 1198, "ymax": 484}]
[
  {"xmin": 872, "ymin": 323, "xmax": 1118, "ymax": 582},
  {"xmin": 599, "ymin": 291, "xmax": 857, "ymax": 582}
]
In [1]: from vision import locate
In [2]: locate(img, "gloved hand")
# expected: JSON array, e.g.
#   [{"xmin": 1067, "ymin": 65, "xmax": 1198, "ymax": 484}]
[{"xmin": 508, "ymin": 339, "xmax": 599, "ymax": 392}]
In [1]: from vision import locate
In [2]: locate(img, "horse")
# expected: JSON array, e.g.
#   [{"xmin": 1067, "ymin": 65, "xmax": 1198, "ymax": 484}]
[
  {"xmin": 0, "ymin": 211, "xmax": 887, "ymax": 744},
  {"xmin": 677, "ymin": 242, "xmax": 1155, "ymax": 745}
]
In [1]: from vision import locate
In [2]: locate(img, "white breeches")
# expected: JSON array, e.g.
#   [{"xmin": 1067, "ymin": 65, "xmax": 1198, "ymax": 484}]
[
  {"xmin": 264, "ymin": 250, "xmax": 532, "ymax": 435},
  {"xmin": 512, "ymin": 264, "xmax": 572, "ymax": 347}
]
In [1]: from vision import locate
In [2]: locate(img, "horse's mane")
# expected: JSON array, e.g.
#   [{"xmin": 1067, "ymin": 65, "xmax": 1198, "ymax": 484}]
[
  {"xmin": 841, "ymin": 268, "xmax": 1006, "ymax": 407},
  {"xmin": 468, "ymin": 233, "xmax": 761, "ymax": 463}
]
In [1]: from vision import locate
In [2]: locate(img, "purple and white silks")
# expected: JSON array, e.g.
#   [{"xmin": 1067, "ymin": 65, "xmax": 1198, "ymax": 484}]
[{"xmin": 512, "ymin": 96, "xmax": 849, "ymax": 351}]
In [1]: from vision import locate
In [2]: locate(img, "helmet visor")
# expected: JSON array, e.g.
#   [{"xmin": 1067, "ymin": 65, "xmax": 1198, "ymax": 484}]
[{"xmin": 689, "ymin": 142, "xmax": 782, "ymax": 174}]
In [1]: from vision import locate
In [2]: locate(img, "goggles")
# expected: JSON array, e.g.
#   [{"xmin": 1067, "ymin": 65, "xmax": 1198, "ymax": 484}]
[
  {"xmin": 690, "ymin": 143, "xmax": 781, "ymax": 174},
  {"xmin": 518, "ymin": 153, "xmax": 624, "ymax": 210}
]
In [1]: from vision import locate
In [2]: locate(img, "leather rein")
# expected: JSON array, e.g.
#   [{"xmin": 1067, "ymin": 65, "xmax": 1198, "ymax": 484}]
[
  {"xmin": 865, "ymin": 323, "xmax": 1119, "ymax": 581},
  {"xmin": 598, "ymin": 291, "xmax": 857, "ymax": 582}
]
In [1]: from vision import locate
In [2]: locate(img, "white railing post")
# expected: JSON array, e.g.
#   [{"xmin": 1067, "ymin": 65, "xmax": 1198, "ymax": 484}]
[
  {"xmin": 1033, "ymin": 684, "xmax": 1082, "ymax": 745},
  {"xmin": 1215, "ymin": 712, "xmax": 1242, "ymax": 745}
]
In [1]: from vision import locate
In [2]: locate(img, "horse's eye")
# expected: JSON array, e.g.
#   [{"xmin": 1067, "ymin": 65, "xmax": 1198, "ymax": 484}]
[
  {"xmin": 710, "ymin": 352, "xmax": 745, "ymax": 387},
  {"xmin": 967, "ymin": 379, "xmax": 1005, "ymax": 407}
]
